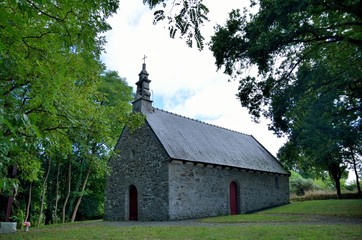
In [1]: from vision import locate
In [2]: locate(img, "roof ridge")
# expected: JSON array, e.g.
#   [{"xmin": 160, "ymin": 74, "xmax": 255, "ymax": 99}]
[{"xmin": 152, "ymin": 107, "xmax": 251, "ymax": 137}]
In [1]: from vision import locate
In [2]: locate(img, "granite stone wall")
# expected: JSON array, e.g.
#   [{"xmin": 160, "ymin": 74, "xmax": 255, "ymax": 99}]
[
  {"xmin": 168, "ymin": 161, "xmax": 289, "ymax": 220},
  {"xmin": 105, "ymin": 121, "xmax": 289, "ymax": 221},
  {"xmin": 104, "ymin": 121, "xmax": 170, "ymax": 221}
]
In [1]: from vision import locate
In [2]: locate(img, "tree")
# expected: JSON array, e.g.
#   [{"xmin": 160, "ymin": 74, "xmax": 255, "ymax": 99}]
[
  {"xmin": 276, "ymin": 63, "xmax": 351, "ymax": 198},
  {"xmin": 209, "ymin": 0, "xmax": 361, "ymax": 197},
  {"xmin": 0, "ymin": 0, "xmax": 149, "ymax": 223},
  {"xmin": 210, "ymin": 0, "xmax": 361, "ymax": 121},
  {"xmin": 278, "ymin": 58, "xmax": 361, "ymax": 198},
  {"xmin": 66, "ymin": 70, "xmax": 144, "ymax": 222}
]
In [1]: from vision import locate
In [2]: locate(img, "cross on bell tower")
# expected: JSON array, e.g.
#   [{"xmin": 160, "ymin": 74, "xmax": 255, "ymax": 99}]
[{"xmin": 132, "ymin": 57, "xmax": 153, "ymax": 112}]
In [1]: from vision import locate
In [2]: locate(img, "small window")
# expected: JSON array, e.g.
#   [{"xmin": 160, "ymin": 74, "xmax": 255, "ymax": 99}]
[{"xmin": 274, "ymin": 176, "xmax": 279, "ymax": 189}]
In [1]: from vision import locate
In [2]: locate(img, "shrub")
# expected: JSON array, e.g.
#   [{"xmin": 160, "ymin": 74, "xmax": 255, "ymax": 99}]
[
  {"xmin": 290, "ymin": 190, "xmax": 360, "ymax": 201},
  {"xmin": 289, "ymin": 172, "xmax": 319, "ymax": 196}
]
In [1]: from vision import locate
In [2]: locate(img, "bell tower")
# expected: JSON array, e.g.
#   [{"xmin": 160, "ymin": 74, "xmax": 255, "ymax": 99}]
[{"xmin": 132, "ymin": 59, "xmax": 153, "ymax": 112}]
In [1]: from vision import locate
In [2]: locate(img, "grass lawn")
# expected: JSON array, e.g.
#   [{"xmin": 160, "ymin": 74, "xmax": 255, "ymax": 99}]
[
  {"xmin": 201, "ymin": 199, "xmax": 362, "ymax": 223},
  {"xmin": 2, "ymin": 199, "xmax": 361, "ymax": 240}
]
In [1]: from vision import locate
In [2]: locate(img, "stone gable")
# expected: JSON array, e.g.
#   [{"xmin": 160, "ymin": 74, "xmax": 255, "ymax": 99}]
[{"xmin": 104, "ymin": 122, "xmax": 170, "ymax": 221}]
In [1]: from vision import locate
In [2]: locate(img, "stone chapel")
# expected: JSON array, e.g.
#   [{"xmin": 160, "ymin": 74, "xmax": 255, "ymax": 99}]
[{"xmin": 104, "ymin": 63, "xmax": 290, "ymax": 221}]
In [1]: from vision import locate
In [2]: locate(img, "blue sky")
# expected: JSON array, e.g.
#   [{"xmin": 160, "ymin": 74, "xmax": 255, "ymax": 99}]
[{"xmin": 101, "ymin": 0, "xmax": 287, "ymax": 156}]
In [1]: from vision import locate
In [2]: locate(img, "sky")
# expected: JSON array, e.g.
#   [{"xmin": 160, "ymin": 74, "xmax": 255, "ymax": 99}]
[{"xmin": 101, "ymin": 0, "xmax": 287, "ymax": 156}]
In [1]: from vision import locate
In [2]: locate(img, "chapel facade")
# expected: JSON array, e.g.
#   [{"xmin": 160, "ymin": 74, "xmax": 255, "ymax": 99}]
[{"xmin": 104, "ymin": 63, "xmax": 290, "ymax": 221}]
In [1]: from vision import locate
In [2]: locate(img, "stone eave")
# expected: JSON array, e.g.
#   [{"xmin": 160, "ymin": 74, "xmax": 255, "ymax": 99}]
[{"xmin": 169, "ymin": 158, "xmax": 290, "ymax": 176}]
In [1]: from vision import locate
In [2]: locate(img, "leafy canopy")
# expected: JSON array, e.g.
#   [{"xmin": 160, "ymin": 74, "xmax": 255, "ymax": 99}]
[
  {"xmin": 0, "ymin": 0, "xmax": 135, "ymax": 193},
  {"xmin": 210, "ymin": 0, "xmax": 361, "ymax": 124},
  {"xmin": 209, "ymin": 0, "xmax": 361, "ymax": 196}
]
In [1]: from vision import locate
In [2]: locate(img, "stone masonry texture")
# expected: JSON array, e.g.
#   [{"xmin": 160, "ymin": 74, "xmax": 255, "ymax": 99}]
[
  {"xmin": 104, "ymin": 121, "xmax": 289, "ymax": 221},
  {"xmin": 104, "ymin": 122, "xmax": 170, "ymax": 221}
]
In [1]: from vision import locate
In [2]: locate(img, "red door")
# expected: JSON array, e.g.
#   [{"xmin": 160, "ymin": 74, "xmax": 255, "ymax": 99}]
[
  {"xmin": 129, "ymin": 185, "xmax": 138, "ymax": 221},
  {"xmin": 230, "ymin": 181, "xmax": 238, "ymax": 215}
]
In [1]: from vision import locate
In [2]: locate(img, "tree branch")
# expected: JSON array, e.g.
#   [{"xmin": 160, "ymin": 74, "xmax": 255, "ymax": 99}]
[
  {"xmin": 22, "ymin": 31, "xmax": 58, "ymax": 40},
  {"xmin": 26, "ymin": 0, "xmax": 64, "ymax": 22}
]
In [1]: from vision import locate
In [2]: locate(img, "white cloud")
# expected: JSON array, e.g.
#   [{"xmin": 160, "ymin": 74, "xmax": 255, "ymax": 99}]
[{"xmin": 101, "ymin": 0, "xmax": 286, "ymax": 156}]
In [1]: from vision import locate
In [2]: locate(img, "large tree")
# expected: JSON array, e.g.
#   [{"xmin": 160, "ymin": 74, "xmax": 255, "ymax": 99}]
[
  {"xmin": 0, "ymin": 0, "xmax": 146, "ymax": 222},
  {"xmin": 1, "ymin": 0, "xmax": 118, "ymax": 193},
  {"xmin": 210, "ymin": 0, "xmax": 361, "ymax": 121},
  {"xmin": 276, "ymin": 60, "xmax": 359, "ymax": 198},
  {"xmin": 209, "ymin": 0, "xmax": 361, "ymax": 196}
]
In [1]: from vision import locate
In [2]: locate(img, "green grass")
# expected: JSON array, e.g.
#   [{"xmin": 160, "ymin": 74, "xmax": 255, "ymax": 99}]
[
  {"xmin": 266, "ymin": 199, "xmax": 362, "ymax": 216},
  {"xmin": 2, "ymin": 200, "xmax": 362, "ymax": 240},
  {"xmin": 201, "ymin": 199, "xmax": 362, "ymax": 223},
  {"xmin": 4, "ymin": 224, "xmax": 362, "ymax": 240}
]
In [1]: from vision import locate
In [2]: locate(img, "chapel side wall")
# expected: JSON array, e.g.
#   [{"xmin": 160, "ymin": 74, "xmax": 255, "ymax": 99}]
[
  {"xmin": 168, "ymin": 161, "xmax": 289, "ymax": 220},
  {"xmin": 168, "ymin": 162, "xmax": 229, "ymax": 220},
  {"xmin": 241, "ymin": 172, "xmax": 289, "ymax": 213},
  {"xmin": 104, "ymin": 123, "xmax": 170, "ymax": 221}
]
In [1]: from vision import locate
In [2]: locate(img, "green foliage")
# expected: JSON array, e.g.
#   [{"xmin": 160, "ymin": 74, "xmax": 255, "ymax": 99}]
[
  {"xmin": 0, "ymin": 0, "xmax": 144, "ymax": 223},
  {"xmin": 210, "ymin": 0, "xmax": 361, "ymax": 197},
  {"xmin": 211, "ymin": 1, "xmax": 361, "ymax": 104},
  {"xmin": 0, "ymin": 0, "xmax": 119, "ymax": 193},
  {"xmin": 289, "ymin": 171, "xmax": 357, "ymax": 199},
  {"xmin": 345, "ymin": 180, "xmax": 362, "ymax": 192},
  {"xmin": 313, "ymin": 178, "xmax": 334, "ymax": 191},
  {"xmin": 289, "ymin": 171, "xmax": 317, "ymax": 196},
  {"xmin": 10, "ymin": 208, "xmax": 25, "ymax": 224},
  {"xmin": 209, "ymin": 0, "xmax": 361, "ymax": 127}
]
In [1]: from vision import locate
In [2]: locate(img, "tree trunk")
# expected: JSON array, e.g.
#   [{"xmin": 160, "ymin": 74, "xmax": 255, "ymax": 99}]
[
  {"xmin": 68, "ymin": 160, "xmax": 84, "ymax": 220},
  {"xmin": 351, "ymin": 154, "xmax": 362, "ymax": 197},
  {"xmin": 5, "ymin": 196, "xmax": 14, "ymax": 222},
  {"xmin": 25, "ymin": 182, "xmax": 32, "ymax": 222},
  {"xmin": 328, "ymin": 161, "xmax": 344, "ymax": 199},
  {"xmin": 37, "ymin": 156, "xmax": 51, "ymax": 226},
  {"xmin": 70, "ymin": 166, "xmax": 91, "ymax": 222},
  {"xmin": 54, "ymin": 162, "xmax": 61, "ymax": 224},
  {"xmin": 62, "ymin": 162, "xmax": 72, "ymax": 223},
  {"xmin": 335, "ymin": 178, "xmax": 342, "ymax": 199},
  {"xmin": 5, "ymin": 165, "xmax": 17, "ymax": 222}
]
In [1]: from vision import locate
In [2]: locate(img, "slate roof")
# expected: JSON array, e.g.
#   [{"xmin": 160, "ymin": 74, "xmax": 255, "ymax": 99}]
[{"xmin": 145, "ymin": 108, "xmax": 289, "ymax": 175}]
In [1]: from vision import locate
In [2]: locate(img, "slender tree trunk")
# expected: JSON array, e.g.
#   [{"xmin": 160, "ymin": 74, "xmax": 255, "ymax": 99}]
[
  {"xmin": 351, "ymin": 154, "xmax": 361, "ymax": 197},
  {"xmin": 5, "ymin": 165, "xmax": 17, "ymax": 222},
  {"xmin": 329, "ymin": 161, "xmax": 343, "ymax": 199},
  {"xmin": 54, "ymin": 162, "xmax": 61, "ymax": 224},
  {"xmin": 335, "ymin": 178, "xmax": 342, "ymax": 199},
  {"xmin": 38, "ymin": 156, "xmax": 51, "ymax": 226},
  {"xmin": 70, "ymin": 166, "xmax": 91, "ymax": 222},
  {"xmin": 25, "ymin": 182, "xmax": 32, "ymax": 222},
  {"xmin": 68, "ymin": 159, "xmax": 84, "ymax": 217},
  {"xmin": 5, "ymin": 196, "xmax": 14, "ymax": 222},
  {"xmin": 62, "ymin": 162, "xmax": 72, "ymax": 223},
  {"xmin": 333, "ymin": 173, "xmax": 343, "ymax": 199}
]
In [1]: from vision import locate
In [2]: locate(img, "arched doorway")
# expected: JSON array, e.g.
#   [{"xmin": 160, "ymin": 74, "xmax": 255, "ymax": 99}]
[
  {"xmin": 229, "ymin": 181, "xmax": 238, "ymax": 215},
  {"xmin": 129, "ymin": 185, "xmax": 138, "ymax": 221}
]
